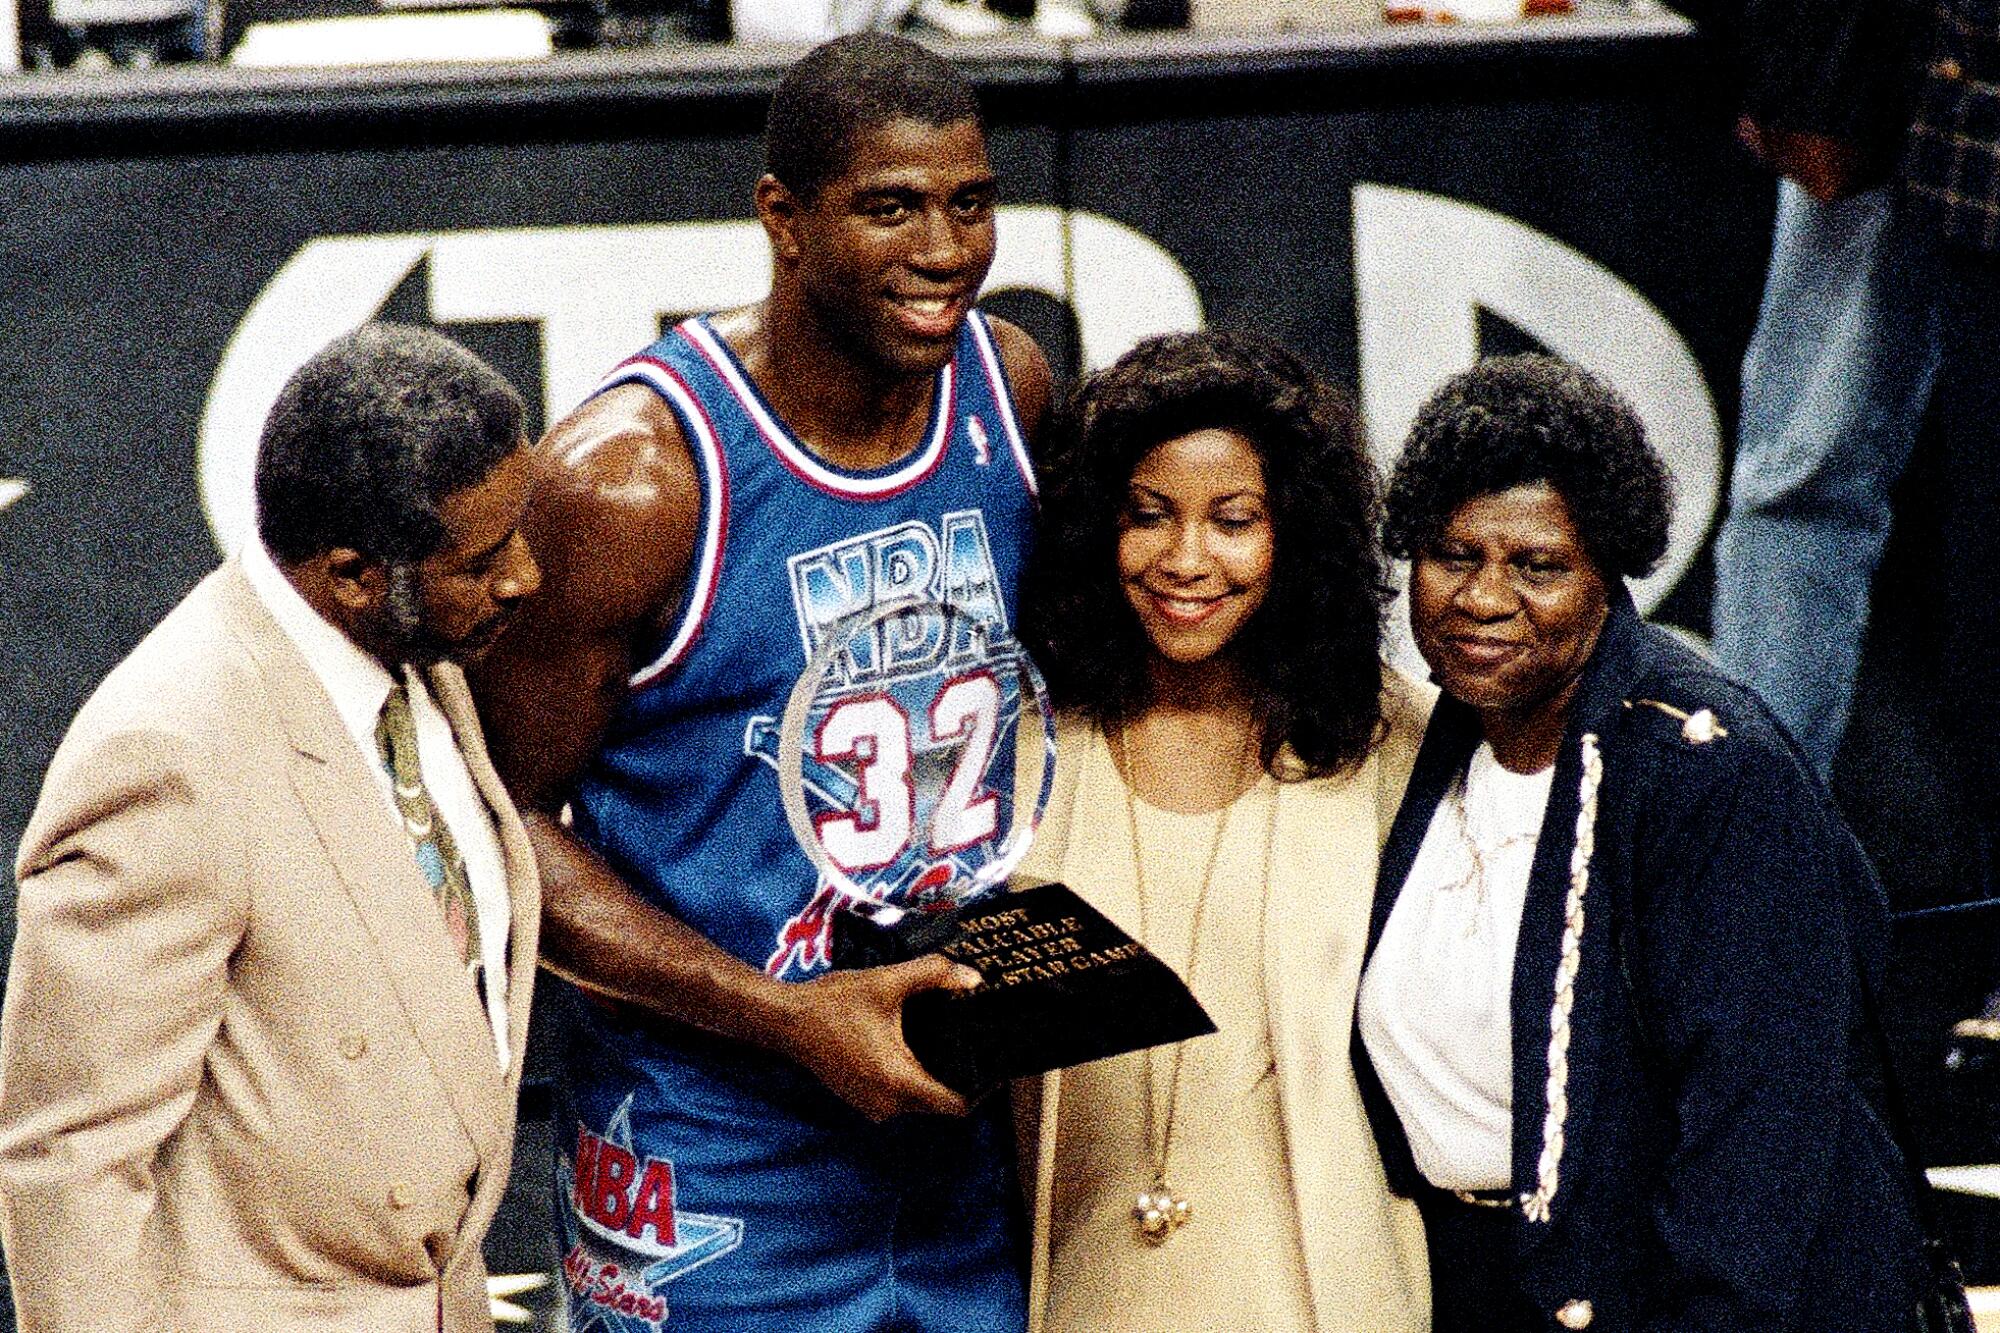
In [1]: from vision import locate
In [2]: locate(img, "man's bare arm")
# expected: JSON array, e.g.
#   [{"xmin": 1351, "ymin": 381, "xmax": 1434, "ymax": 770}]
[
  {"xmin": 471, "ymin": 387, "xmax": 976, "ymax": 1120},
  {"xmin": 474, "ymin": 387, "xmax": 690, "ymax": 812}
]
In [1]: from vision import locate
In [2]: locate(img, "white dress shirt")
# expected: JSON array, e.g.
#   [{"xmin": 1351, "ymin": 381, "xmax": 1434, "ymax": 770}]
[
  {"xmin": 1357, "ymin": 742, "xmax": 1553, "ymax": 1191},
  {"xmin": 242, "ymin": 540, "xmax": 512, "ymax": 1064}
]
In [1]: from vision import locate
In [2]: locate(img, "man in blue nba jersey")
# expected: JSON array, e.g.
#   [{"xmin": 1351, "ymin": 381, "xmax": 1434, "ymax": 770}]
[{"xmin": 471, "ymin": 33, "xmax": 1052, "ymax": 1333}]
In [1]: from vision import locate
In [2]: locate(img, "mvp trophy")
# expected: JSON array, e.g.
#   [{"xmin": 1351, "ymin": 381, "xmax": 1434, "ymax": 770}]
[{"xmin": 775, "ymin": 598, "xmax": 1213, "ymax": 1098}]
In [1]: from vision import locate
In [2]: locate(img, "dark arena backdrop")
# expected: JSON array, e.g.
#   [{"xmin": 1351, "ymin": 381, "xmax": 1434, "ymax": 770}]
[{"xmin": 3, "ymin": 12, "xmax": 1997, "ymax": 1325}]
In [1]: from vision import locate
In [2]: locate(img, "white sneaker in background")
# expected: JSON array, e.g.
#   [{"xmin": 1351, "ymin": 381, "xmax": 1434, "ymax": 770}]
[
  {"xmin": 906, "ymin": 0, "xmax": 1017, "ymax": 36},
  {"xmin": 1033, "ymin": 0, "xmax": 1098, "ymax": 36}
]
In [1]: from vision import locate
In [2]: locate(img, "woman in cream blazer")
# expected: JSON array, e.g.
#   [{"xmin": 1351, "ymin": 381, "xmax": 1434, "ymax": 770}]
[{"xmin": 1014, "ymin": 330, "xmax": 1431, "ymax": 1333}]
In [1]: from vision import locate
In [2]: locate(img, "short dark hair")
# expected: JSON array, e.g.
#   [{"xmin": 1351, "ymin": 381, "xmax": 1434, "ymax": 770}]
[
  {"xmin": 1022, "ymin": 330, "xmax": 1389, "ymax": 779},
  {"xmin": 764, "ymin": 33, "xmax": 982, "ymax": 203},
  {"xmin": 1382, "ymin": 353, "xmax": 1671, "ymax": 581},
  {"xmin": 255, "ymin": 323, "xmax": 525, "ymax": 565}
]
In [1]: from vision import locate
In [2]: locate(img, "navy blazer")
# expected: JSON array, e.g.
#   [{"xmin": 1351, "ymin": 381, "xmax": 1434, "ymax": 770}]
[{"xmin": 1354, "ymin": 590, "xmax": 1924, "ymax": 1332}]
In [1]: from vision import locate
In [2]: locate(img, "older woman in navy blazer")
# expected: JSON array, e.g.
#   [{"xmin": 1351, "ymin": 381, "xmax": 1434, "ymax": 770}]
[{"xmin": 1353, "ymin": 354, "xmax": 1924, "ymax": 1332}]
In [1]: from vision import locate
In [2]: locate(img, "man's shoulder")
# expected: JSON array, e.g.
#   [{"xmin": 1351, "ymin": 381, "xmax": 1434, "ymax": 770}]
[
  {"xmin": 981, "ymin": 315, "xmax": 1053, "ymax": 439},
  {"xmin": 531, "ymin": 385, "xmax": 705, "ymax": 622},
  {"xmin": 543, "ymin": 381, "xmax": 699, "ymax": 482},
  {"xmin": 26, "ymin": 570, "xmax": 276, "ymax": 852},
  {"xmin": 70, "ymin": 568, "xmax": 262, "ymax": 738}
]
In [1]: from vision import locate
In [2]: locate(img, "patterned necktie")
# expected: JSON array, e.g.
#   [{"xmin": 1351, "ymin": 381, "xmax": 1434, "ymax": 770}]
[{"xmin": 376, "ymin": 678, "xmax": 482, "ymax": 974}]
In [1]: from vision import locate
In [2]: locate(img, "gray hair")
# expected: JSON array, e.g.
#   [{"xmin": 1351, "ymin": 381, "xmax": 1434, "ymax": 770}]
[{"xmin": 254, "ymin": 322, "xmax": 525, "ymax": 565}]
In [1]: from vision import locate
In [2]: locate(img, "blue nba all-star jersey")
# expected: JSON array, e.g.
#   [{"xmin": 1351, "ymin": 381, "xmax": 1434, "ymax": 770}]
[{"xmin": 557, "ymin": 313, "xmax": 1037, "ymax": 1333}]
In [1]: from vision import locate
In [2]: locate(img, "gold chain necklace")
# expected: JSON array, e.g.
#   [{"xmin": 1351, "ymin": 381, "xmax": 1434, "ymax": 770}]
[
  {"xmin": 1445, "ymin": 753, "xmax": 1540, "ymax": 938},
  {"xmin": 1114, "ymin": 719, "xmax": 1255, "ymax": 1247}
]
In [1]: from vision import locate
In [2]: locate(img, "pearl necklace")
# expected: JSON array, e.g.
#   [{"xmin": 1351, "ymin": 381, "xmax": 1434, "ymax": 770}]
[{"xmin": 1443, "ymin": 756, "xmax": 1540, "ymax": 939}]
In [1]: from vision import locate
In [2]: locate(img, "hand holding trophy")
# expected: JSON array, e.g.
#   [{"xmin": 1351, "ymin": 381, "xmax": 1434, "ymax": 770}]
[{"xmin": 773, "ymin": 597, "xmax": 1213, "ymax": 1098}]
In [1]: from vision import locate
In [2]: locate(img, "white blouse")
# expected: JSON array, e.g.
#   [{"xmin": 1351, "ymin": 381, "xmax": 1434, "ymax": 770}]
[{"xmin": 1357, "ymin": 741, "xmax": 1553, "ymax": 1191}]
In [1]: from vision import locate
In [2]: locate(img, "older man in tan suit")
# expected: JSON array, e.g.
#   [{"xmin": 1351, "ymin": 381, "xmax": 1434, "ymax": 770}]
[{"xmin": 0, "ymin": 323, "xmax": 543, "ymax": 1332}]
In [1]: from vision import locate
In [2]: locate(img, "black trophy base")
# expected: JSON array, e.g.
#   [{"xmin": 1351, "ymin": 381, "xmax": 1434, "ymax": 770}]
[
  {"xmin": 831, "ymin": 881, "xmax": 1216, "ymax": 1099},
  {"xmin": 830, "ymin": 899, "xmax": 967, "ymax": 970}
]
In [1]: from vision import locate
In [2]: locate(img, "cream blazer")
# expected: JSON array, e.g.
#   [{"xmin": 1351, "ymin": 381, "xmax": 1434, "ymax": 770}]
[
  {"xmin": 0, "ymin": 561, "xmax": 540, "ymax": 1333},
  {"xmin": 1016, "ymin": 671, "xmax": 1434, "ymax": 1333}
]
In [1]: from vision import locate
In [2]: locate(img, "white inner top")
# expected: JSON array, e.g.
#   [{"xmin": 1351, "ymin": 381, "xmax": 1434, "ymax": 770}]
[
  {"xmin": 1357, "ymin": 741, "xmax": 1553, "ymax": 1191},
  {"xmin": 243, "ymin": 539, "xmax": 512, "ymax": 1064}
]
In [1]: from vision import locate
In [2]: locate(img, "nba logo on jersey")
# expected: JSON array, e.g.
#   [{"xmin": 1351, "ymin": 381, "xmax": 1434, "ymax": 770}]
[
  {"xmin": 786, "ymin": 510, "xmax": 1007, "ymax": 677},
  {"xmin": 558, "ymin": 1096, "xmax": 746, "ymax": 1332}
]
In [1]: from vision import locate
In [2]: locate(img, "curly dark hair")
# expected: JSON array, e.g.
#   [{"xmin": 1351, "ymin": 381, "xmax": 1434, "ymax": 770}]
[
  {"xmin": 1021, "ymin": 330, "xmax": 1388, "ymax": 780},
  {"xmin": 1382, "ymin": 354, "xmax": 1671, "ymax": 580}
]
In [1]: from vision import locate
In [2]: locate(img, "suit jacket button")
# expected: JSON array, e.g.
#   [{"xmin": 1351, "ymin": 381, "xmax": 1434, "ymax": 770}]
[
  {"xmin": 389, "ymin": 1183, "xmax": 413, "ymax": 1210},
  {"xmin": 1556, "ymin": 1299, "xmax": 1594, "ymax": 1329},
  {"xmin": 340, "ymin": 1032, "xmax": 368, "ymax": 1060},
  {"xmin": 1936, "ymin": 57, "xmax": 1965, "ymax": 80}
]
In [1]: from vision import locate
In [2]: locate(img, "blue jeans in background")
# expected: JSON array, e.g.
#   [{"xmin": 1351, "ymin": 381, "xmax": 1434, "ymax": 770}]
[{"xmin": 1711, "ymin": 180, "xmax": 1942, "ymax": 780}]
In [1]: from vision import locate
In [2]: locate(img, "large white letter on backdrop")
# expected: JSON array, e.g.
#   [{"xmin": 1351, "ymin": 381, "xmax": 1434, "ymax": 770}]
[
  {"xmin": 198, "ymin": 209, "xmax": 1204, "ymax": 555},
  {"xmin": 1353, "ymin": 182, "xmax": 1720, "ymax": 657}
]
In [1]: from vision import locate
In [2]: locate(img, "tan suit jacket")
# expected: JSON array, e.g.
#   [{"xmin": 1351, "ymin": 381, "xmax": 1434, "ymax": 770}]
[
  {"xmin": 1017, "ymin": 671, "xmax": 1435, "ymax": 1333},
  {"xmin": 0, "ymin": 561, "xmax": 539, "ymax": 1333}
]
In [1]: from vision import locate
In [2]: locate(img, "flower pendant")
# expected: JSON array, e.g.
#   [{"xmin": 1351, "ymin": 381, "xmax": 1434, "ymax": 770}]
[{"xmin": 1133, "ymin": 1182, "xmax": 1192, "ymax": 1245}]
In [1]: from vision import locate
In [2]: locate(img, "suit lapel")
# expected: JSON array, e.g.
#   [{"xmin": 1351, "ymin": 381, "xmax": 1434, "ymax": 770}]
[
  {"xmin": 1351, "ymin": 694, "xmax": 1474, "ymax": 1196},
  {"xmin": 1264, "ymin": 767, "xmax": 1381, "ymax": 1329},
  {"xmin": 214, "ymin": 564, "xmax": 510, "ymax": 1160},
  {"xmin": 1509, "ymin": 596, "xmax": 1642, "ymax": 1246},
  {"xmin": 1020, "ymin": 717, "xmax": 1090, "ymax": 1333},
  {"xmin": 1362, "ymin": 697, "xmax": 1481, "ymax": 968},
  {"xmin": 1506, "ymin": 729, "xmax": 1594, "ymax": 1241}
]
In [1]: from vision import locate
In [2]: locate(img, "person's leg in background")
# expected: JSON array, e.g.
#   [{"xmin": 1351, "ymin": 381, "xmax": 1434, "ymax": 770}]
[{"xmin": 1712, "ymin": 179, "xmax": 1942, "ymax": 780}]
